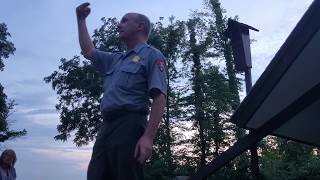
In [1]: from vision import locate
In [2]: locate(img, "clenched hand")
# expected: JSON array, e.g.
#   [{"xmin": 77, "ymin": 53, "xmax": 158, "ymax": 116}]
[{"xmin": 76, "ymin": 2, "xmax": 91, "ymax": 20}]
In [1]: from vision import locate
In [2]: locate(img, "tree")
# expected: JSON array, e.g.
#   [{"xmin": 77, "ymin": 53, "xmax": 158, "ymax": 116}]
[
  {"xmin": 0, "ymin": 85, "xmax": 27, "ymax": 142},
  {"xmin": 146, "ymin": 17, "xmax": 186, "ymax": 179},
  {"xmin": 179, "ymin": 13, "xmax": 234, "ymax": 171},
  {"xmin": 260, "ymin": 137, "xmax": 320, "ymax": 180},
  {"xmin": 44, "ymin": 17, "xmax": 126, "ymax": 146},
  {"xmin": 201, "ymin": 65, "xmax": 233, "ymax": 159},
  {"xmin": 0, "ymin": 23, "xmax": 27, "ymax": 142},
  {"xmin": 204, "ymin": 1, "xmax": 251, "ymax": 178},
  {"xmin": 44, "ymin": 56, "xmax": 103, "ymax": 146},
  {"xmin": 181, "ymin": 16, "xmax": 213, "ymax": 168},
  {"xmin": 0, "ymin": 23, "xmax": 15, "ymax": 71},
  {"xmin": 204, "ymin": 0, "xmax": 241, "ymax": 111}
]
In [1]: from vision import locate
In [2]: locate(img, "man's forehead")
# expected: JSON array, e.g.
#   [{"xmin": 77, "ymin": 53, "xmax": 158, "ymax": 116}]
[{"xmin": 122, "ymin": 13, "xmax": 138, "ymax": 20}]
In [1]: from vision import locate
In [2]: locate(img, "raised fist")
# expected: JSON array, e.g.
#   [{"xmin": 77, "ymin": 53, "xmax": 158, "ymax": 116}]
[{"xmin": 76, "ymin": 2, "xmax": 91, "ymax": 20}]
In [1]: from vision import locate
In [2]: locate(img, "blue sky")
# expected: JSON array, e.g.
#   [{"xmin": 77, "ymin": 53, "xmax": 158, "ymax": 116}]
[{"xmin": 0, "ymin": 0, "xmax": 313, "ymax": 179}]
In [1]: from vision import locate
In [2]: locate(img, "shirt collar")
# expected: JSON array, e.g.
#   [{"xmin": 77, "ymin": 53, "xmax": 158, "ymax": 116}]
[
  {"xmin": 132, "ymin": 42, "xmax": 148, "ymax": 53},
  {"xmin": 123, "ymin": 42, "xmax": 148, "ymax": 58}
]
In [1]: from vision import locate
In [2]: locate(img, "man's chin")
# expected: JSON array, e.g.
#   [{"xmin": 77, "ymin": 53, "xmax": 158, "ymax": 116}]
[{"xmin": 119, "ymin": 35, "xmax": 128, "ymax": 42}]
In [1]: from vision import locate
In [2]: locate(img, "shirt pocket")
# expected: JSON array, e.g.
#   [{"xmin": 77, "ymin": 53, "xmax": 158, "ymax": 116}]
[
  {"xmin": 119, "ymin": 63, "xmax": 146, "ymax": 90},
  {"xmin": 102, "ymin": 68, "xmax": 114, "ymax": 91}
]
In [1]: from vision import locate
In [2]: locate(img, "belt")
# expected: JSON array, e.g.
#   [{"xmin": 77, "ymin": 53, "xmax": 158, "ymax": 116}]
[{"xmin": 102, "ymin": 109, "xmax": 148, "ymax": 121}]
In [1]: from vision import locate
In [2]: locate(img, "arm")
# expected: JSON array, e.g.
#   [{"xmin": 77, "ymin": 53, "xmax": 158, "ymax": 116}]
[
  {"xmin": 145, "ymin": 91, "xmax": 166, "ymax": 140},
  {"xmin": 134, "ymin": 90, "xmax": 166, "ymax": 164},
  {"xmin": 76, "ymin": 2, "xmax": 95, "ymax": 59}
]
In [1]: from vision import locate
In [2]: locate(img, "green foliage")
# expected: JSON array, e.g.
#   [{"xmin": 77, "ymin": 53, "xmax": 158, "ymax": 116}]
[
  {"xmin": 180, "ymin": 15, "xmax": 213, "ymax": 167},
  {"xmin": 92, "ymin": 17, "xmax": 124, "ymax": 52},
  {"xmin": 260, "ymin": 138, "xmax": 320, "ymax": 179},
  {"xmin": 0, "ymin": 84, "xmax": 27, "ymax": 142},
  {"xmin": 205, "ymin": 0, "xmax": 242, "ymax": 111},
  {"xmin": 145, "ymin": 154, "xmax": 175, "ymax": 180},
  {"xmin": 44, "ymin": 57, "xmax": 102, "ymax": 146},
  {"xmin": 178, "ymin": 12, "xmax": 236, "ymax": 173},
  {"xmin": 0, "ymin": 23, "xmax": 26, "ymax": 142},
  {"xmin": 205, "ymin": 0, "xmax": 250, "ymax": 177},
  {"xmin": 147, "ymin": 17, "xmax": 187, "ymax": 177},
  {"xmin": 202, "ymin": 66, "xmax": 233, "ymax": 154},
  {"xmin": 44, "ymin": 18, "xmax": 124, "ymax": 146},
  {"xmin": 149, "ymin": 16, "xmax": 186, "ymax": 82},
  {"xmin": 0, "ymin": 23, "xmax": 16, "ymax": 71}
]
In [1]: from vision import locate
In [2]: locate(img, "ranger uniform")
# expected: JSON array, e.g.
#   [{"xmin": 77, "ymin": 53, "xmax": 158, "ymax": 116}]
[{"xmin": 87, "ymin": 42, "xmax": 167, "ymax": 180}]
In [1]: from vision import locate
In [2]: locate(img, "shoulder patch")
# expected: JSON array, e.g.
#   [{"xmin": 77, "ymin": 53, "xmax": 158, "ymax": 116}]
[{"xmin": 155, "ymin": 59, "xmax": 165, "ymax": 72}]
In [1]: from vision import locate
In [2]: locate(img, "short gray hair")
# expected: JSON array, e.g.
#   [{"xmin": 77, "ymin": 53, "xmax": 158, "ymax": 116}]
[{"xmin": 134, "ymin": 13, "xmax": 151, "ymax": 39}]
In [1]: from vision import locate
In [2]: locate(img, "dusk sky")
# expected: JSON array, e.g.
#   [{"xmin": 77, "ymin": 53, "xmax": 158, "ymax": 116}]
[{"xmin": 0, "ymin": 0, "xmax": 313, "ymax": 179}]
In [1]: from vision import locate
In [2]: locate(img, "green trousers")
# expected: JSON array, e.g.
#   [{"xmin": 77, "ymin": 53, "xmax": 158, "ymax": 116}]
[{"xmin": 87, "ymin": 111, "xmax": 147, "ymax": 180}]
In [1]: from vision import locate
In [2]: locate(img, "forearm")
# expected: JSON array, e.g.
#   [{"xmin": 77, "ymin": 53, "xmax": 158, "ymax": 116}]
[
  {"xmin": 144, "ymin": 93, "xmax": 166, "ymax": 140},
  {"xmin": 77, "ymin": 18, "xmax": 94, "ymax": 58}
]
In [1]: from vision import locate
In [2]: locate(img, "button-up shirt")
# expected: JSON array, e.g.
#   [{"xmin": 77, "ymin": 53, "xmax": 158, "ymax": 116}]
[{"xmin": 89, "ymin": 42, "xmax": 167, "ymax": 113}]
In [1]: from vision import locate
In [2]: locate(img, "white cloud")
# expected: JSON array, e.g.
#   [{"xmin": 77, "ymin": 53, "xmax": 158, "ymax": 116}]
[
  {"xmin": 25, "ymin": 113, "xmax": 59, "ymax": 126},
  {"xmin": 31, "ymin": 147, "xmax": 92, "ymax": 171}
]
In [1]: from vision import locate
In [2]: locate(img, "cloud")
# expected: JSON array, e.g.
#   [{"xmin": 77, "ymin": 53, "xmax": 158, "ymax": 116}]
[
  {"xmin": 19, "ymin": 108, "xmax": 57, "ymax": 115},
  {"xmin": 25, "ymin": 113, "xmax": 59, "ymax": 127},
  {"xmin": 7, "ymin": 107, "xmax": 59, "ymax": 131},
  {"xmin": 1, "ymin": 79, "xmax": 57, "ymax": 109},
  {"xmin": 31, "ymin": 147, "xmax": 92, "ymax": 171}
]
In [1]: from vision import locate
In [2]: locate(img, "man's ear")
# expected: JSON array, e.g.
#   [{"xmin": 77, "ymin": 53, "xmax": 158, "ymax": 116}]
[{"xmin": 137, "ymin": 21, "xmax": 145, "ymax": 31}]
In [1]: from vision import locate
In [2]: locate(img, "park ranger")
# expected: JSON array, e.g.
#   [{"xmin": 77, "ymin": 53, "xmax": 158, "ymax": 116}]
[{"xmin": 76, "ymin": 2, "xmax": 167, "ymax": 180}]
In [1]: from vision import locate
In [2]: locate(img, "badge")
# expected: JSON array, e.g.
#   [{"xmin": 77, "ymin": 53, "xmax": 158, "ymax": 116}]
[
  {"xmin": 155, "ymin": 59, "xmax": 165, "ymax": 72},
  {"xmin": 132, "ymin": 55, "xmax": 141, "ymax": 63}
]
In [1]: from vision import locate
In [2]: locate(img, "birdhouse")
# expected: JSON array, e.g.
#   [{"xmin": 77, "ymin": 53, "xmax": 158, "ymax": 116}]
[{"xmin": 226, "ymin": 19, "xmax": 259, "ymax": 72}]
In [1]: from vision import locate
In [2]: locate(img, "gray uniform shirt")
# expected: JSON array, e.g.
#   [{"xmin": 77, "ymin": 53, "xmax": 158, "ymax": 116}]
[{"xmin": 89, "ymin": 42, "xmax": 167, "ymax": 113}]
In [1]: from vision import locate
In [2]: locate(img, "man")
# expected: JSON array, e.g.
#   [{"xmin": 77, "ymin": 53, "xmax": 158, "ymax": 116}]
[{"xmin": 76, "ymin": 2, "xmax": 167, "ymax": 180}]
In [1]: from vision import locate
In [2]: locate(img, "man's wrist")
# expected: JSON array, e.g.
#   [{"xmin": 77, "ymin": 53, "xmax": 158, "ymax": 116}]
[
  {"xmin": 142, "ymin": 132, "xmax": 155, "ymax": 142},
  {"xmin": 77, "ymin": 16, "xmax": 86, "ymax": 21}
]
